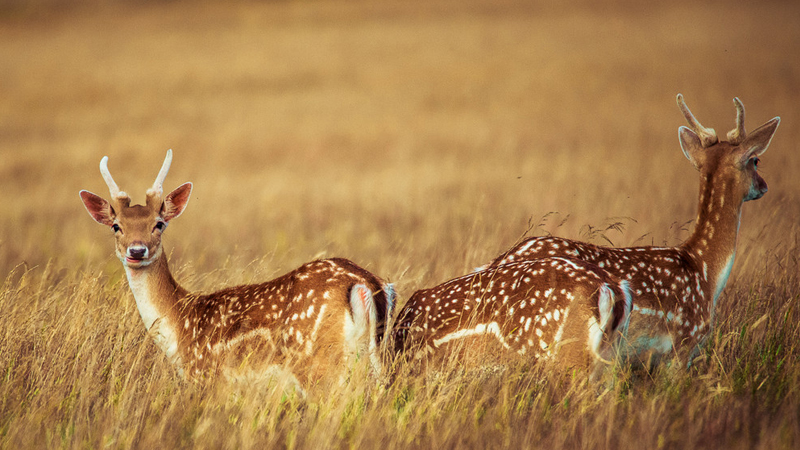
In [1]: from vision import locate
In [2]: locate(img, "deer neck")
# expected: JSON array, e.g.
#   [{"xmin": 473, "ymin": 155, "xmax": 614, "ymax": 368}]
[
  {"xmin": 682, "ymin": 171, "xmax": 743, "ymax": 307},
  {"xmin": 123, "ymin": 249, "xmax": 188, "ymax": 368}
]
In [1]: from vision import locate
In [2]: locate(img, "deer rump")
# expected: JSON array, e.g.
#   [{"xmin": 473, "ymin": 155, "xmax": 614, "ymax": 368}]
[
  {"xmin": 394, "ymin": 258, "xmax": 631, "ymax": 372},
  {"xmin": 174, "ymin": 261, "xmax": 393, "ymax": 386}
]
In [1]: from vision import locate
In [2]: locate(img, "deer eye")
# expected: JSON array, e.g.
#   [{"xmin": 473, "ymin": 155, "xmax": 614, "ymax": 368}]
[
  {"xmin": 753, "ymin": 157, "xmax": 760, "ymax": 168},
  {"xmin": 154, "ymin": 221, "xmax": 166, "ymax": 232},
  {"xmin": 112, "ymin": 224, "xmax": 121, "ymax": 233}
]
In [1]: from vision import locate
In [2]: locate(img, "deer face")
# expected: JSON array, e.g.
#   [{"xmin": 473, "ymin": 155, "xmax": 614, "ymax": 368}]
[
  {"xmin": 109, "ymin": 203, "xmax": 167, "ymax": 268},
  {"xmin": 738, "ymin": 149, "xmax": 767, "ymax": 202},
  {"xmin": 737, "ymin": 118, "xmax": 779, "ymax": 202},
  {"xmin": 79, "ymin": 184, "xmax": 192, "ymax": 269}
]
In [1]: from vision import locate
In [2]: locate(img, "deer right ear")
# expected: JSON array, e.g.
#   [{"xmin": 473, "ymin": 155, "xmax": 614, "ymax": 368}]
[
  {"xmin": 741, "ymin": 117, "xmax": 780, "ymax": 159},
  {"xmin": 79, "ymin": 190, "xmax": 116, "ymax": 226},
  {"xmin": 679, "ymin": 126, "xmax": 703, "ymax": 169},
  {"xmin": 162, "ymin": 182, "xmax": 192, "ymax": 222}
]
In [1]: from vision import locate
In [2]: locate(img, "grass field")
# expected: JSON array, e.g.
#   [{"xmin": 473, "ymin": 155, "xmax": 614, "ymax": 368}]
[{"xmin": 1, "ymin": 0, "xmax": 799, "ymax": 448}]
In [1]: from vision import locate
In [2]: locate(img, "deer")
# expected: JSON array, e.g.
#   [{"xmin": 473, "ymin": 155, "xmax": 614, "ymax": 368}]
[
  {"xmin": 481, "ymin": 94, "xmax": 780, "ymax": 369},
  {"xmin": 79, "ymin": 150, "xmax": 396, "ymax": 391},
  {"xmin": 393, "ymin": 257, "xmax": 632, "ymax": 377}
]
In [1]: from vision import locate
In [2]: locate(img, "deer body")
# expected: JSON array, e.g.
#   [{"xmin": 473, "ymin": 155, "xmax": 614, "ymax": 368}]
[
  {"xmin": 488, "ymin": 239, "xmax": 721, "ymax": 365},
  {"xmin": 485, "ymin": 95, "xmax": 780, "ymax": 367},
  {"xmin": 394, "ymin": 257, "xmax": 631, "ymax": 374},
  {"xmin": 126, "ymin": 254, "xmax": 389, "ymax": 382},
  {"xmin": 80, "ymin": 151, "xmax": 394, "ymax": 388}
]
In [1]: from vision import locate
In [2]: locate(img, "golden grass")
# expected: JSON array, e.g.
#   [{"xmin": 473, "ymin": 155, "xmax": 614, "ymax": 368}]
[{"xmin": 1, "ymin": 0, "xmax": 799, "ymax": 448}]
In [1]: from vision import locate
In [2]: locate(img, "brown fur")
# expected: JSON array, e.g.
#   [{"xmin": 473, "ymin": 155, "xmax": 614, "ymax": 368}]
[
  {"xmin": 393, "ymin": 257, "xmax": 631, "ymax": 374},
  {"xmin": 80, "ymin": 152, "xmax": 393, "ymax": 389},
  {"xmin": 484, "ymin": 96, "xmax": 780, "ymax": 368}
]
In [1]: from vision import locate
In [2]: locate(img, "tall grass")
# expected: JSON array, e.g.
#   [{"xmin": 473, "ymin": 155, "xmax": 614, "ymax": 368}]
[
  {"xmin": 2, "ymin": 257, "xmax": 798, "ymax": 448},
  {"xmin": 1, "ymin": 0, "xmax": 799, "ymax": 448}
]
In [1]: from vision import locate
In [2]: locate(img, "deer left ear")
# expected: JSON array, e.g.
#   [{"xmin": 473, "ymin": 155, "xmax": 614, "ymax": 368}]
[
  {"xmin": 678, "ymin": 126, "xmax": 703, "ymax": 169},
  {"xmin": 741, "ymin": 117, "xmax": 780, "ymax": 159},
  {"xmin": 79, "ymin": 190, "xmax": 116, "ymax": 226},
  {"xmin": 162, "ymin": 182, "xmax": 193, "ymax": 222}
]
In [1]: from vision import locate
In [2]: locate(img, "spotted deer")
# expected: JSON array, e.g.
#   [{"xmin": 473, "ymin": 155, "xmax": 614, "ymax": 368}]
[
  {"xmin": 79, "ymin": 150, "xmax": 395, "ymax": 389},
  {"xmin": 393, "ymin": 257, "xmax": 631, "ymax": 376},
  {"xmin": 484, "ymin": 94, "xmax": 780, "ymax": 368}
]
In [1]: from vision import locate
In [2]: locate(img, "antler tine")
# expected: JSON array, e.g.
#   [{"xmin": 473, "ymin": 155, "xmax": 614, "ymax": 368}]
[
  {"xmin": 99, "ymin": 156, "xmax": 127, "ymax": 200},
  {"xmin": 676, "ymin": 94, "xmax": 718, "ymax": 147},
  {"xmin": 727, "ymin": 97, "xmax": 746, "ymax": 145},
  {"xmin": 149, "ymin": 149, "xmax": 173, "ymax": 197}
]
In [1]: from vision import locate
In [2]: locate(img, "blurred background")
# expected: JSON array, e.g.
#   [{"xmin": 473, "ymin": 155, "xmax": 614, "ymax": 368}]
[{"xmin": 1, "ymin": 0, "xmax": 798, "ymax": 292}]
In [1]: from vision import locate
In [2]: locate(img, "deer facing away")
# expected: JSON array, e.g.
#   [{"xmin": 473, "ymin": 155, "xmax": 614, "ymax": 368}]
[
  {"xmin": 483, "ymin": 95, "xmax": 780, "ymax": 368},
  {"xmin": 393, "ymin": 257, "xmax": 631, "ymax": 376},
  {"xmin": 79, "ymin": 150, "xmax": 395, "ymax": 390}
]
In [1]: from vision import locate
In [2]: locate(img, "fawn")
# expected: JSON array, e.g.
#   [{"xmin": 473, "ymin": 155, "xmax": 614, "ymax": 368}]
[
  {"xmin": 79, "ymin": 150, "xmax": 395, "ymax": 390},
  {"xmin": 483, "ymin": 95, "xmax": 779, "ymax": 368}
]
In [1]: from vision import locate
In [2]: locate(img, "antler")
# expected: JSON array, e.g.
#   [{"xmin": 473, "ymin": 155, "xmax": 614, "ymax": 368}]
[
  {"xmin": 147, "ymin": 149, "xmax": 173, "ymax": 198},
  {"xmin": 677, "ymin": 94, "xmax": 718, "ymax": 147},
  {"xmin": 727, "ymin": 97, "xmax": 746, "ymax": 145},
  {"xmin": 99, "ymin": 156, "xmax": 128, "ymax": 200}
]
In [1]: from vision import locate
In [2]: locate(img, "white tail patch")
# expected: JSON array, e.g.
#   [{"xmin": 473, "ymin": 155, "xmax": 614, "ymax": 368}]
[
  {"xmin": 588, "ymin": 284, "xmax": 616, "ymax": 364},
  {"xmin": 597, "ymin": 285, "xmax": 615, "ymax": 332},
  {"xmin": 345, "ymin": 284, "xmax": 381, "ymax": 375},
  {"xmin": 348, "ymin": 284, "xmax": 376, "ymax": 338}
]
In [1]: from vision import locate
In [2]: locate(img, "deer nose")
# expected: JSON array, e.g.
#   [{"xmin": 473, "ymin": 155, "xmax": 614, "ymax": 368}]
[{"xmin": 127, "ymin": 245, "xmax": 148, "ymax": 260}]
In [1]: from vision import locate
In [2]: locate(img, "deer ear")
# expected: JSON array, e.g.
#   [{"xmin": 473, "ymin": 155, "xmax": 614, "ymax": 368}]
[
  {"xmin": 79, "ymin": 190, "xmax": 116, "ymax": 226},
  {"xmin": 162, "ymin": 182, "xmax": 192, "ymax": 222},
  {"xmin": 741, "ymin": 117, "xmax": 780, "ymax": 159},
  {"xmin": 678, "ymin": 126, "xmax": 703, "ymax": 169}
]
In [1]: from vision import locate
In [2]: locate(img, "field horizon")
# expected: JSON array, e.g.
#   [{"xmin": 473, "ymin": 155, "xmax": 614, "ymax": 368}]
[{"xmin": 1, "ymin": 0, "xmax": 799, "ymax": 448}]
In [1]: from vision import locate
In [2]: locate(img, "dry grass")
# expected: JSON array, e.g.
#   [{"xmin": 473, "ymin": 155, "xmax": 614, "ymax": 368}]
[{"xmin": 1, "ymin": 0, "xmax": 799, "ymax": 448}]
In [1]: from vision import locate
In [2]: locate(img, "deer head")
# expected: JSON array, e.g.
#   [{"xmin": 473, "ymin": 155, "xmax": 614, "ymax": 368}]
[
  {"xmin": 79, "ymin": 150, "xmax": 192, "ymax": 269},
  {"xmin": 677, "ymin": 94, "xmax": 780, "ymax": 202}
]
